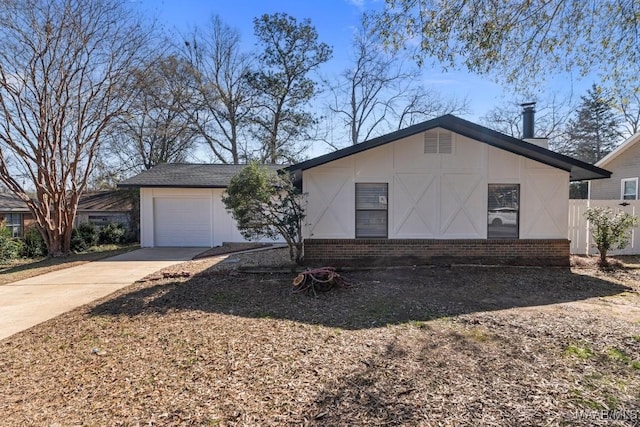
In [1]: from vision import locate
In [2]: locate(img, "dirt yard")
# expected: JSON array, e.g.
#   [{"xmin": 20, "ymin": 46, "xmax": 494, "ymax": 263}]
[{"xmin": 1, "ymin": 248, "xmax": 639, "ymax": 426}]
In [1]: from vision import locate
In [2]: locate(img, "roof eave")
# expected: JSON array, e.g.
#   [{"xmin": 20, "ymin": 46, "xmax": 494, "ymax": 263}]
[
  {"xmin": 595, "ymin": 133, "xmax": 640, "ymax": 167},
  {"xmin": 285, "ymin": 114, "xmax": 611, "ymax": 181},
  {"xmin": 117, "ymin": 183, "xmax": 229, "ymax": 189}
]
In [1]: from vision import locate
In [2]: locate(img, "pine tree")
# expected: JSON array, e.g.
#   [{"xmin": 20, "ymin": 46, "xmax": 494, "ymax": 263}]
[{"xmin": 565, "ymin": 84, "xmax": 621, "ymax": 164}]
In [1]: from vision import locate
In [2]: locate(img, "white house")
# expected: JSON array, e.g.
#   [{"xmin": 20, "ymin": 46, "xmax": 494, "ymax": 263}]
[
  {"xmin": 118, "ymin": 164, "xmax": 283, "ymax": 247},
  {"xmin": 286, "ymin": 114, "xmax": 610, "ymax": 266},
  {"xmin": 119, "ymin": 115, "xmax": 610, "ymax": 266},
  {"xmin": 589, "ymin": 133, "xmax": 640, "ymax": 200}
]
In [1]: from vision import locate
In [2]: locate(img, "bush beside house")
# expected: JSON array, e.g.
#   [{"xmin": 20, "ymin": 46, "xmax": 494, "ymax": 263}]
[
  {"xmin": 0, "ymin": 223, "xmax": 23, "ymax": 262},
  {"xmin": 0, "ymin": 220, "xmax": 132, "ymax": 263}
]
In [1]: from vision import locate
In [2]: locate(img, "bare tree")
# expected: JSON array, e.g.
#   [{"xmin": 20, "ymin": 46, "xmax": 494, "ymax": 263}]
[
  {"xmin": 329, "ymin": 13, "xmax": 409, "ymax": 146},
  {"xmin": 394, "ymin": 85, "xmax": 468, "ymax": 129},
  {"xmin": 480, "ymin": 95, "xmax": 575, "ymax": 153},
  {"xmin": 0, "ymin": 0, "xmax": 151, "ymax": 256},
  {"xmin": 615, "ymin": 90, "xmax": 640, "ymax": 138},
  {"xmin": 329, "ymin": 13, "xmax": 466, "ymax": 147},
  {"xmin": 108, "ymin": 54, "xmax": 199, "ymax": 173},
  {"xmin": 183, "ymin": 15, "xmax": 254, "ymax": 164}
]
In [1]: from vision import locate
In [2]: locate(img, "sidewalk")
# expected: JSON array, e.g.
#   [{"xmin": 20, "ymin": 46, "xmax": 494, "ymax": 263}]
[{"xmin": 0, "ymin": 248, "xmax": 204, "ymax": 341}]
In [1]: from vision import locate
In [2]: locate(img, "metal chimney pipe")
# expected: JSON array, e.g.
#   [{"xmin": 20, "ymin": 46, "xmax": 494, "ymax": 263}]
[{"xmin": 521, "ymin": 102, "xmax": 536, "ymax": 139}]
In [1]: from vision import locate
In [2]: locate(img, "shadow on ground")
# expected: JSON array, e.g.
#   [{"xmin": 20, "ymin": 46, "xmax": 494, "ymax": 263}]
[{"xmin": 89, "ymin": 264, "xmax": 633, "ymax": 330}]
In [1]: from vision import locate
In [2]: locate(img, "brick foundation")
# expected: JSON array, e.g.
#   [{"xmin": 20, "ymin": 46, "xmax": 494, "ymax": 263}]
[{"xmin": 303, "ymin": 238, "xmax": 570, "ymax": 267}]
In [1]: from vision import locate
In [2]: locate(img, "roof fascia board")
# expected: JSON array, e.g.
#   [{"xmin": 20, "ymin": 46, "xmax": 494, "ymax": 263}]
[
  {"xmin": 439, "ymin": 116, "xmax": 610, "ymax": 179},
  {"xmin": 117, "ymin": 183, "xmax": 230, "ymax": 189},
  {"xmin": 595, "ymin": 133, "xmax": 640, "ymax": 167},
  {"xmin": 286, "ymin": 114, "xmax": 610, "ymax": 181}
]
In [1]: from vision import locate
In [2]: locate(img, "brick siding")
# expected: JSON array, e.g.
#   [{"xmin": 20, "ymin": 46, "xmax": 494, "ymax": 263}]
[{"xmin": 303, "ymin": 239, "xmax": 570, "ymax": 267}]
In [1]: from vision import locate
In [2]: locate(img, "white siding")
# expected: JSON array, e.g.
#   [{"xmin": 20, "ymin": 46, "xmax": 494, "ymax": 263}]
[
  {"xmin": 590, "ymin": 136, "xmax": 640, "ymax": 200},
  {"xmin": 139, "ymin": 187, "xmax": 282, "ymax": 247},
  {"xmin": 303, "ymin": 128, "xmax": 570, "ymax": 240},
  {"xmin": 569, "ymin": 199, "xmax": 640, "ymax": 255}
]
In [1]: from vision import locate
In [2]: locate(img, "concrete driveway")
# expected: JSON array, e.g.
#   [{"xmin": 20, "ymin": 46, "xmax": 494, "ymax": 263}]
[{"xmin": 0, "ymin": 247, "xmax": 204, "ymax": 341}]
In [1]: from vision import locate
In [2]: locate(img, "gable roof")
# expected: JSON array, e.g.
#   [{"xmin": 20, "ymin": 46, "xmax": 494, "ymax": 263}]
[
  {"xmin": 595, "ymin": 133, "xmax": 640, "ymax": 168},
  {"xmin": 0, "ymin": 193, "xmax": 29, "ymax": 212},
  {"xmin": 78, "ymin": 191, "xmax": 132, "ymax": 212},
  {"xmin": 286, "ymin": 114, "xmax": 611, "ymax": 181},
  {"xmin": 117, "ymin": 163, "xmax": 284, "ymax": 188}
]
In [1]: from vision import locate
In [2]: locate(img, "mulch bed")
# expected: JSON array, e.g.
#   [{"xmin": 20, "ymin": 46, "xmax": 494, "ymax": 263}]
[{"xmin": 1, "ymin": 251, "xmax": 639, "ymax": 426}]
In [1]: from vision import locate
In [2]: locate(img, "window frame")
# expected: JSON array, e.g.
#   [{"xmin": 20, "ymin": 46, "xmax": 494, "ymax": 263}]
[
  {"xmin": 621, "ymin": 177, "xmax": 638, "ymax": 200},
  {"xmin": 1, "ymin": 213, "xmax": 22, "ymax": 238},
  {"xmin": 355, "ymin": 183, "xmax": 388, "ymax": 239},
  {"xmin": 487, "ymin": 184, "xmax": 520, "ymax": 240}
]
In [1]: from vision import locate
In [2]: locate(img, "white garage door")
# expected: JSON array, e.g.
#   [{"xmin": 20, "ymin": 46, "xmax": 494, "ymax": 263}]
[{"xmin": 153, "ymin": 197, "xmax": 212, "ymax": 247}]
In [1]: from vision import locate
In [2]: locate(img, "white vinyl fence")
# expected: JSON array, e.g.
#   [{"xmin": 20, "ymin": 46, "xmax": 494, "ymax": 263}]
[{"xmin": 569, "ymin": 199, "xmax": 640, "ymax": 255}]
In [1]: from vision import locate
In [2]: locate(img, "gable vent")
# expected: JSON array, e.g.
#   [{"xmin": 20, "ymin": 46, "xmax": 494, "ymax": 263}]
[
  {"xmin": 424, "ymin": 130, "xmax": 453, "ymax": 154},
  {"xmin": 424, "ymin": 132, "xmax": 438, "ymax": 153}
]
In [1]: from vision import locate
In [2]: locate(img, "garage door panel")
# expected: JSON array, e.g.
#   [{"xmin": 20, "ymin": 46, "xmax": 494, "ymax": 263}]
[{"xmin": 154, "ymin": 198, "xmax": 211, "ymax": 247}]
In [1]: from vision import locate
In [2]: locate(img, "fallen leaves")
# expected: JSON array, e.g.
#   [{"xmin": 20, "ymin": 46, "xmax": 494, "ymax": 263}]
[{"xmin": 0, "ymin": 250, "xmax": 639, "ymax": 425}]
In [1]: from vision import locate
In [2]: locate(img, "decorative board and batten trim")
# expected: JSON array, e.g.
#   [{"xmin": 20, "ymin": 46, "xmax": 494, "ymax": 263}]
[{"xmin": 424, "ymin": 129, "xmax": 453, "ymax": 154}]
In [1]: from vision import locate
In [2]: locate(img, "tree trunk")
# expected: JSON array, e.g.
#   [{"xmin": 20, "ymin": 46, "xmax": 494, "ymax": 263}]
[
  {"xmin": 46, "ymin": 232, "xmax": 69, "ymax": 257},
  {"xmin": 599, "ymin": 249, "xmax": 608, "ymax": 267},
  {"xmin": 295, "ymin": 241, "xmax": 304, "ymax": 266}
]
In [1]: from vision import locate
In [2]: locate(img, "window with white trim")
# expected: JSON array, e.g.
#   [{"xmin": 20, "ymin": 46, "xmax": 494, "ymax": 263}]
[
  {"xmin": 355, "ymin": 183, "xmax": 388, "ymax": 238},
  {"xmin": 0, "ymin": 213, "xmax": 22, "ymax": 237},
  {"xmin": 621, "ymin": 178, "xmax": 638, "ymax": 200},
  {"xmin": 487, "ymin": 184, "xmax": 519, "ymax": 239}
]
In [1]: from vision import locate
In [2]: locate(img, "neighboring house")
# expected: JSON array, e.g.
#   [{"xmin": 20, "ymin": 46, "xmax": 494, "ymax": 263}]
[
  {"xmin": 0, "ymin": 191, "xmax": 133, "ymax": 237},
  {"xmin": 117, "ymin": 164, "xmax": 283, "ymax": 247},
  {"xmin": 75, "ymin": 191, "xmax": 133, "ymax": 229},
  {"xmin": 0, "ymin": 194, "xmax": 35, "ymax": 237},
  {"xmin": 589, "ymin": 133, "xmax": 640, "ymax": 200},
  {"xmin": 286, "ymin": 114, "xmax": 610, "ymax": 266}
]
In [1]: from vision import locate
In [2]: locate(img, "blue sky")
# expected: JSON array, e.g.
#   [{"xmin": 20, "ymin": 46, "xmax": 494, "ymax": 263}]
[
  {"xmin": 131, "ymin": 0, "xmax": 595, "ymax": 154},
  {"xmin": 133, "ymin": 0, "xmax": 510, "ymax": 118}
]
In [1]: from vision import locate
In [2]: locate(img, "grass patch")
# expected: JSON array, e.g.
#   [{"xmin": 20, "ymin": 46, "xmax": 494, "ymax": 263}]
[
  {"xmin": 407, "ymin": 320, "xmax": 430, "ymax": 329},
  {"xmin": 607, "ymin": 348, "xmax": 632, "ymax": 364},
  {"xmin": 570, "ymin": 389, "xmax": 606, "ymax": 410},
  {"xmin": 565, "ymin": 343, "xmax": 594, "ymax": 359},
  {"xmin": 366, "ymin": 300, "xmax": 392, "ymax": 317},
  {"xmin": 607, "ymin": 347, "xmax": 640, "ymax": 369},
  {"xmin": 464, "ymin": 327, "xmax": 494, "ymax": 342},
  {"xmin": 0, "ymin": 243, "xmax": 139, "ymax": 285}
]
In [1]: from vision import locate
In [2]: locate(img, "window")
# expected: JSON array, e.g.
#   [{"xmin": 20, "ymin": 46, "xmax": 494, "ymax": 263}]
[
  {"xmin": 424, "ymin": 130, "xmax": 453, "ymax": 154},
  {"xmin": 356, "ymin": 183, "xmax": 388, "ymax": 238},
  {"xmin": 621, "ymin": 178, "xmax": 638, "ymax": 200},
  {"xmin": 0, "ymin": 213, "xmax": 22, "ymax": 237},
  {"xmin": 488, "ymin": 184, "xmax": 519, "ymax": 239}
]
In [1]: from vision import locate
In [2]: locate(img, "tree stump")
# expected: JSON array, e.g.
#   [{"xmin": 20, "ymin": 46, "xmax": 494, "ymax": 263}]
[{"xmin": 292, "ymin": 267, "xmax": 349, "ymax": 296}]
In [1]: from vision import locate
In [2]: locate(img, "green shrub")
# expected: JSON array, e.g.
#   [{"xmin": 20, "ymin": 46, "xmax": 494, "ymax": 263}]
[
  {"xmin": 0, "ymin": 222, "xmax": 21, "ymax": 262},
  {"xmin": 21, "ymin": 227, "xmax": 46, "ymax": 258},
  {"xmin": 0, "ymin": 221, "xmax": 11, "ymax": 239},
  {"xmin": 585, "ymin": 207, "xmax": 640, "ymax": 266},
  {"xmin": 99, "ymin": 222, "xmax": 126, "ymax": 244},
  {"xmin": 0, "ymin": 236, "xmax": 22, "ymax": 262},
  {"xmin": 71, "ymin": 223, "xmax": 99, "ymax": 252}
]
